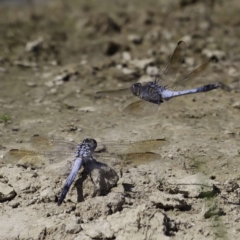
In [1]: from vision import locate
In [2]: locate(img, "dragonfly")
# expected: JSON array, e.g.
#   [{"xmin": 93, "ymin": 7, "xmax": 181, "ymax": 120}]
[
  {"xmin": 4, "ymin": 134, "xmax": 168, "ymax": 206},
  {"xmin": 96, "ymin": 41, "xmax": 220, "ymax": 114}
]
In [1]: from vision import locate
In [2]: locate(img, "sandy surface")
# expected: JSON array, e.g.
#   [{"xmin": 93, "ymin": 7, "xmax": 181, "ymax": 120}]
[{"xmin": 0, "ymin": 0, "xmax": 240, "ymax": 239}]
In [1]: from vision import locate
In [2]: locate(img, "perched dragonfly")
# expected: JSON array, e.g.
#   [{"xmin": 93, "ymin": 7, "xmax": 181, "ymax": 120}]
[
  {"xmin": 96, "ymin": 41, "xmax": 220, "ymax": 114},
  {"xmin": 5, "ymin": 135, "xmax": 168, "ymax": 206}
]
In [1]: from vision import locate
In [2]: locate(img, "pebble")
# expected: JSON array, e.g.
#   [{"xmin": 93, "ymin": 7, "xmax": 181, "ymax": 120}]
[
  {"xmin": 127, "ymin": 34, "xmax": 143, "ymax": 44},
  {"xmin": 25, "ymin": 37, "xmax": 44, "ymax": 52}
]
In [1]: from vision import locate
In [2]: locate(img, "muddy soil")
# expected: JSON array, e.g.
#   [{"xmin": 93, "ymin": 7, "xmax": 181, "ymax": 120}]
[{"xmin": 0, "ymin": 0, "xmax": 240, "ymax": 239}]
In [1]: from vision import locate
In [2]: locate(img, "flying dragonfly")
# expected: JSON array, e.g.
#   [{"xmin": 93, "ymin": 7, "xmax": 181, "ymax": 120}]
[
  {"xmin": 96, "ymin": 41, "xmax": 220, "ymax": 114},
  {"xmin": 5, "ymin": 134, "xmax": 168, "ymax": 206}
]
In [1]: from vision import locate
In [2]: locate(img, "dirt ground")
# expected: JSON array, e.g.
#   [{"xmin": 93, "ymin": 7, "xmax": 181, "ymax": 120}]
[{"xmin": 0, "ymin": 0, "xmax": 240, "ymax": 239}]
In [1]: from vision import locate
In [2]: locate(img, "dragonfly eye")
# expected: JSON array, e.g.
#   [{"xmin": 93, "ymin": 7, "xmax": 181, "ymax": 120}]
[
  {"xmin": 82, "ymin": 138, "xmax": 97, "ymax": 149},
  {"xmin": 131, "ymin": 83, "xmax": 141, "ymax": 96},
  {"xmin": 90, "ymin": 139, "xmax": 97, "ymax": 149}
]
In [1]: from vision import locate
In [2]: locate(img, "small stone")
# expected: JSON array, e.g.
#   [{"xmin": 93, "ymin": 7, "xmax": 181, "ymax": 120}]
[
  {"xmin": 66, "ymin": 221, "xmax": 82, "ymax": 234},
  {"xmin": 185, "ymin": 57, "xmax": 195, "ymax": 67},
  {"xmin": 49, "ymin": 88, "xmax": 57, "ymax": 94},
  {"xmin": 0, "ymin": 182, "xmax": 16, "ymax": 202},
  {"xmin": 202, "ymin": 49, "xmax": 226, "ymax": 61},
  {"xmin": 232, "ymin": 102, "xmax": 240, "ymax": 109},
  {"xmin": 26, "ymin": 37, "xmax": 44, "ymax": 52},
  {"xmin": 78, "ymin": 106, "xmax": 96, "ymax": 112},
  {"xmin": 146, "ymin": 66, "xmax": 159, "ymax": 76},
  {"xmin": 27, "ymin": 82, "xmax": 37, "ymax": 87},
  {"xmin": 138, "ymin": 75, "xmax": 152, "ymax": 84},
  {"xmin": 128, "ymin": 34, "xmax": 143, "ymax": 44},
  {"xmin": 122, "ymin": 51, "xmax": 131, "ymax": 62},
  {"xmin": 130, "ymin": 58, "xmax": 154, "ymax": 69},
  {"xmin": 18, "ymin": 181, "xmax": 31, "ymax": 192},
  {"xmin": 45, "ymin": 81, "xmax": 55, "ymax": 87},
  {"xmin": 8, "ymin": 199, "xmax": 20, "ymax": 208},
  {"xmin": 73, "ymin": 233, "xmax": 92, "ymax": 240}
]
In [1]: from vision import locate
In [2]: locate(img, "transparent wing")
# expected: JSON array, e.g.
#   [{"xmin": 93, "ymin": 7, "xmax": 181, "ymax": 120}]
[
  {"xmin": 4, "ymin": 134, "xmax": 78, "ymax": 168},
  {"xmin": 95, "ymin": 152, "xmax": 161, "ymax": 168},
  {"xmin": 165, "ymin": 58, "xmax": 214, "ymax": 91},
  {"xmin": 95, "ymin": 87, "xmax": 131, "ymax": 97},
  {"xmin": 157, "ymin": 41, "xmax": 186, "ymax": 86},
  {"xmin": 123, "ymin": 100, "xmax": 160, "ymax": 116},
  {"xmin": 93, "ymin": 138, "xmax": 167, "ymax": 167},
  {"xmin": 30, "ymin": 134, "xmax": 78, "ymax": 151},
  {"xmin": 5, "ymin": 148, "xmax": 76, "ymax": 176},
  {"xmin": 30, "ymin": 134, "xmax": 78, "ymax": 154},
  {"xmin": 4, "ymin": 149, "xmax": 49, "ymax": 169},
  {"xmin": 101, "ymin": 138, "xmax": 168, "ymax": 154}
]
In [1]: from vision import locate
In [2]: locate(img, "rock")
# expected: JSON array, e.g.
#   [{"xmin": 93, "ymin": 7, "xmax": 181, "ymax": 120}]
[
  {"xmin": 81, "ymin": 220, "xmax": 113, "ymax": 239},
  {"xmin": 138, "ymin": 75, "xmax": 152, "ymax": 84},
  {"xmin": 18, "ymin": 180, "xmax": 31, "ymax": 192},
  {"xmin": 130, "ymin": 58, "xmax": 154, "ymax": 70},
  {"xmin": 232, "ymin": 102, "xmax": 240, "ymax": 109},
  {"xmin": 8, "ymin": 199, "xmax": 20, "ymax": 208},
  {"xmin": 40, "ymin": 187, "xmax": 56, "ymax": 203},
  {"xmin": 228, "ymin": 67, "xmax": 239, "ymax": 77},
  {"xmin": 66, "ymin": 216, "xmax": 82, "ymax": 234},
  {"xmin": 19, "ymin": 226, "xmax": 46, "ymax": 240},
  {"xmin": 202, "ymin": 201, "xmax": 224, "ymax": 219},
  {"xmin": 26, "ymin": 37, "xmax": 44, "ymax": 52},
  {"xmin": 128, "ymin": 34, "xmax": 143, "ymax": 44},
  {"xmin": 146, "ymin": 66, "xmax": 159, "ymax": 76},
  {"xmin": 27, "ymin": 82, "xmax": 37, "ymax": 87},
  {"xmin": 122, "ymin": 51, "xmax": 132, "ymax": 62},
  {"xmin": 78, "ymin": 106, "xmax": 96, "ymax": 112},
  {"xmin": 150, "ymin": 192, "xmax": 188, "ymax": 210},
  {"xmin": 76, "ymin": 193, "xmax": 125, "ymax": 222},
  {"xmin": 185, "ymin": 57, "xmax": 195, "ymax": 67},
  {"xmin": 0, "ymin": 182, "xmax": 16, "ymax": 202},
  {"xmin": 76, "ymin": 161, "xmax": 119, "ymax": 202},
  {"xmin": 73, "ymin": 232, "xmax": 92, "ymax": 240},
  {"xmin": 81, "ymin": 204, "xmax": 175, "ymax": 239},
  {"xmin": 202, "ymin": 49, "xmax": 226, "ymax": 61},
  {"xmin": 164, "ymin": 172, "xmax": 216, "ymax": 198}
]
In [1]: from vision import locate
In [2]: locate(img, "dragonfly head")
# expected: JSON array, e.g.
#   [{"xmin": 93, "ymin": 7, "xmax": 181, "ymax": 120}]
[
  {"xmin": 82, "ymin": 138, "xmax": 97, "ymax": 150},
  {"xmin": 131, "ymin": 83, "xmax": 142, "ymax": 96}
]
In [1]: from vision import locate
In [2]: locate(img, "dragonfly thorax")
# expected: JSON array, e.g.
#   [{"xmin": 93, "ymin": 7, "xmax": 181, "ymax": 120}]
[
  {"xmin": 75, "ymin": 138, "xmax": 97, "ymax": 158},
  {"xmin": 137, "ymin": 82, "xmax": 164, "ymax": 105}
]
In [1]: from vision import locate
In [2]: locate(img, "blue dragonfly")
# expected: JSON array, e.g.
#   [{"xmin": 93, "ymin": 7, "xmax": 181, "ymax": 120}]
[
  {"xmin": 96, "ymin": 41, "xmax": 220, "ymax": 113},
  {"xmin": 5, "ymin": 135, "xmax": 167, "ymax": 205}
]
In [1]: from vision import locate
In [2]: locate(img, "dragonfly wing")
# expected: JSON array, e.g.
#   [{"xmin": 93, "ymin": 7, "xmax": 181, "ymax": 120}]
[
  {"xmin": 123, "ymin": 100, "xmax": 160, "ymax": 116},
  {"xmin": 158, "ymin": 41, "xmax": 186, "ymax": 86},
  {"xmin": 4, "ymin": 149, "xmax": 48, "ymax": 169},
  {"xmin": 93, "ymin": 152, "xmax": 161, "ymax": 168},
  {"xmin": 58, "ymin": 157, "xmax": 83, "ymax": 206},
  {"xmin": 166, "ymin": 58, "xmax": 215, "ymax": 91},
  {"xmin": 95, "ymin": 87, "xmax": 131, "ymax": 97},
  {"xmin": 30, "ymin": 134, "xmax": 78, "ymax": 154},
  {"xmin": 30, "ymin": 134, "xmax": 78, "ymax": 150},
  {"xmin": 100, "ymin": 138, "xmax": 168, "ymax": 155},
  {"xmin": 93, "ymin": 139, "xmax": 167, "ymax": 169}
]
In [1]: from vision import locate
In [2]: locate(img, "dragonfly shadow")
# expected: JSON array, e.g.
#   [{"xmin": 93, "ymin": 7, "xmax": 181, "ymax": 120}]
[{"xmin": 75, "ymin": 159, "xmax": 119, "ymax": 202}]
